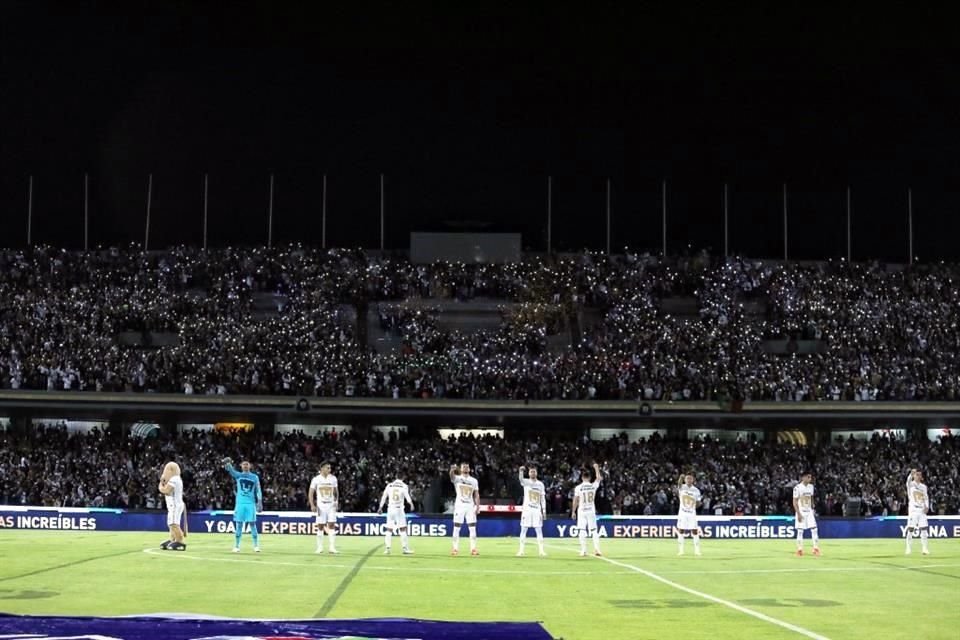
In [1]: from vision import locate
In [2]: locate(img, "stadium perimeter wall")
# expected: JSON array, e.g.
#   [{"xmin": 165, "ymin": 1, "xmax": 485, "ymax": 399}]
[{"xmin": 2, "ymin": 507, "xmax": 958, "ymax": 539}]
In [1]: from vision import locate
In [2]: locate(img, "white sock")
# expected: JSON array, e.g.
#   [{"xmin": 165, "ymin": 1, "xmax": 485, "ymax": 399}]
[
  {"xmin": 578, "ymin": 529, "xmax": 587, "ymax": 553},
  {"xmin": 920, "ymin": 529, "xmax": 929, "ymax": 552},
  {"xmin": 316, "ymin": 528, "xmax": 324, "ymax": 548},
  {"xmin": 400, "ymin": 530, "xmax": 409, "ymax": 550},
  {"xmin": 469, "ymin": 526, "xmax": 477, "ymax": 551},
  {"xmin": 693, "ymin": 533, "xmax": 701, "ymax": 552},
  {"xmin": 592, "ymin": 529, "xmax": 601, "ymax": 552},
  {"xmin": 796, "ymin": 529, "xmax": 803, "ymax": 550},
  {"xmin": 452, "ymin": 526, "xmax": 461, "ymax": 550},
  {"xmin": 678, "ymin": 532, "xmax": 685, "ymax": 552},
  {"xmin": 385, "ymin": 529, "xmax": 393, "ymax": 549},
  {"xmin": 811, "ymin": 529, "xmax": 819, "ymax": 549},
  {"xmin": 519, "ymin": 526, "xmax": 528, "ymax": 551},
  {"xmin": 328, "ymin": 528, "xmax": 337, "ymax": 550},
  {"xmin": 905, "ymin": 528, "xmax": 913, "ymax": 552},
  {"xmin": 535, "ymin": 527, "xmax": 544, "ymax": 552}
]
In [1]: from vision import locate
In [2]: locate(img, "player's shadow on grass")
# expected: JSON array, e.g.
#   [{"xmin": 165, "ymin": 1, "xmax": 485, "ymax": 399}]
[{"xmin": 0, "ymin": 589, "xmax": 59, "ymax": 600}]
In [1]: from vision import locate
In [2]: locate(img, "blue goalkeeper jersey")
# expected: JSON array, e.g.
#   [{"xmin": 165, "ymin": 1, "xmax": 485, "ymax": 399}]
[{"xmin": 227, "ymin": 465, "xmax": 262, "ymax": 507}]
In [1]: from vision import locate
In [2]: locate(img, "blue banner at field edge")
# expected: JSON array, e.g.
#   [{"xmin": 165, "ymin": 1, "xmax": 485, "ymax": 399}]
[{"xmin": 0, "ymin": 613, "xmax": 555, "ymax": 640}]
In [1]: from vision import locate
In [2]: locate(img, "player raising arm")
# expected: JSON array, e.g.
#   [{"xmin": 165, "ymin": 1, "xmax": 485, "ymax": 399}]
[
  {"xmin": 223, "ymin": 458, "xmax": 263, "ymax": 553},
  {"xmin": 571, "ymin": 462, "xmax": 603, "ymax": 557},
  {"xmin": 309, "ymin": 462, "xmax": 339, "ymax": 554},
  {"xmin": 676, "ymin": 473, "xmax": 702, "ymax": 556},
  {"xmin": 449, "ymin": 462, "xmax": 480, "ymax": 556},
  {"xmin": 904, "ymin": 468, "xmax": 931, "ymax": 555},
  {"xmin": 517, "ymin": 465, "xmax": 547, "ymax": 557},
  {"xmin": 792, "ymin": 472, "xmax": 820, "ymax": 557},
  {"xmin": 379, "ymin": 476, "xmax": 415, "ymax": 555}
]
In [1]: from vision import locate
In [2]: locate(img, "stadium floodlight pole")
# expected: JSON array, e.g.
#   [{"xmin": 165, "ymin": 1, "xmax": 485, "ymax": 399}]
[
  {"xmin": 380, "ymin": 173, "xmax": 385, "ymax": 251},
  {"xmin": 144, "ymin": 173, "xmax": 153, "ymax": 252},
  {"xmin": 723, "ymin": 183, "xmax": 729, "ymax": 259},
  {"xmin": 267, "ymin": 173, "xmax": 275, "ymax": 248},
  {"xmin": 661, "ymin": 179, "xmax": 667, "ymax": 257},
  {"xmin": 908, "ymin": 187, "xmax": 914, "ymax": 265},
  {"xmin": 202, "ymin": 173, "xmax": 209, "ymax": 251},
  {"xmin": 546, "ymin": 175, "xmax": 553, "ymax": 254},
  {"xmin": 26, "ymin": 175, "xmax": 33, "ymax": 246},
  {"xmin": 605, "ymin": 178, "xmax": 611, "ymax": 254},
  {"xmin": 83, "ymin": 173, "xmax": 89, "ymax": 252},
  {"xmin": 846, "ymin": 186, "xmax": 851, "ymax": 262},
  {"xmin": 322, "ymin": 173, "xmax": 327, "ymax": 249},
  {"xmin": 782, "ymin": 182, "xmax": 788, "ymax": 262}
]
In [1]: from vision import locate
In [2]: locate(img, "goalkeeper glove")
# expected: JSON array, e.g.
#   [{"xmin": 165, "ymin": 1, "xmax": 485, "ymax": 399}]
[{"xmin": 221, "ymin": 456, "xmax": 234, "ymax": 467}]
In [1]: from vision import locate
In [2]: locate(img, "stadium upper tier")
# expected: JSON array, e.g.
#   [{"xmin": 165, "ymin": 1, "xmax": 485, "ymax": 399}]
[{"xmin": 1, "ymin": 246, "xmax": 958, "ymax": 401}]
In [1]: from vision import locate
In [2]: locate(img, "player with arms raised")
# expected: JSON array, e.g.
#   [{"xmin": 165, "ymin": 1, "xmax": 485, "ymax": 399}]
[
  {"xmin": 904, "ymin": 468, "xmax": 931, "ymax": 555},
  {"xmin": 517, "ymin": 465, "xmax": 547, "ymax": 557},
  {"xmin": 792, "ymin": 472, "xmax": 820, "ymax": 556},
  {"xmin": 224, "ymin": 458, "xmax": 263, "ymax": 553},
  {"xmin": 158, "ymin": 461, "xmax": 186, "ymax": 551},
  {"xmin": 449, "ymin": 462, "xmax": 480, "ymax": 556},
  {"xmin": 676, "ymin": 473, "xmax": 702, "ymax": 556},
  {"xmin": 309, "ymin": 462, "xmax": 339, "ymax": 554},
  {"xmin": 571, "ymin": 462, "xmax": 603, "ymax": 557},
  {"xmin": 379, "ymin": 476, "xmax": 415, "ymax": 555}
]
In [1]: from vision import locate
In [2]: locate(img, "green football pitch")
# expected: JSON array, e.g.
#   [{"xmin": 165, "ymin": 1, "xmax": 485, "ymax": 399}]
[{"xmin": 0, "ymin": 531, "xmax": 957, "ymax": 639}]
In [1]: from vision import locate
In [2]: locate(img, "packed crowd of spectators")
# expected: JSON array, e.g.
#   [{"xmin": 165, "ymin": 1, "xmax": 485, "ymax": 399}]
[
  {"xmin": 1, "ymin": 425, "xmax": 957, "ymax": 518},
  {"xmin": 1, "ymin": 245, "xmax": 959, "ymax": 401}
]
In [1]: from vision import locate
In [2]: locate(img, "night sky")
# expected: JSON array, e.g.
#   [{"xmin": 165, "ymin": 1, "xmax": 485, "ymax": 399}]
[{"xmin": 1, "ymin": 3, "xmax": 958, "ymax": 260}]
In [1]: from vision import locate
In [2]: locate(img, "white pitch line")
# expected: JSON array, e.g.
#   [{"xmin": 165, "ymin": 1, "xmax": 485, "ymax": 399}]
[
  {"xmin": 659, "ymin": 563, "xmax": 960, "ymax": 575},
  {"xmin": 545, "ymin": 544, "xmax": 831, "ymax": 640},
  {"xmin": 142, "ymin": 547, "xmax": 626, "ymax": 576}
]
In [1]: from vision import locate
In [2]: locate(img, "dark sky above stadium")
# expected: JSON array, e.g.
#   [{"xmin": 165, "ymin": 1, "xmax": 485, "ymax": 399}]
[{"xmin": 1, "ymin": 3, "xmax": 958, "ymax": 261}]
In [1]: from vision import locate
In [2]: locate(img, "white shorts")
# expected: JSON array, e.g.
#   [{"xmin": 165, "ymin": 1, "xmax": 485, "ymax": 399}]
[
  {"xmin": 167, "ymin": 503, "xmax": 185, "ymax": 527},
  {"xmin": 385, "ymin": 508, "xmax": 407, "ymax": 529},
  {"xmin": 453, "ymin": 501, "xmax": 477, "ymax": 525},
  {"xmin": 315, "ymin": 503, "xmax": 337, "ymax": 525},
  {"xmin": 520, "ymin": 508, "xmax": 543, "ymax": 528},
  {"xmin": 907, "ymin": 508, "xmax": 929, "ymax": 529},
  {"xmin": 795, "ymin": 511, "xmax": 817, "ymax": 530},
  {"xmin": 577, "ymin": 510, "xmax": 597, "ymax": 532},
  {"xmin": 676, "ymin": 512, "xmax": 699, "ymax": 532}
]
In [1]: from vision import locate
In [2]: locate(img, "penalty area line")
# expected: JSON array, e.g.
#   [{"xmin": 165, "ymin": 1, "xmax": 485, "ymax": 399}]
[{"xmin": 545, "ymin": 544, "xmax": 831, "ymax": 640}]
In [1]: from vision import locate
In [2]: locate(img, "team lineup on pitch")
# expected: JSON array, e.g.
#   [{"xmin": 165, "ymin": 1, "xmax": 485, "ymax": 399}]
[{"xmin": 158, "ymin": 458, "xmax": 940, "ymax": 561}]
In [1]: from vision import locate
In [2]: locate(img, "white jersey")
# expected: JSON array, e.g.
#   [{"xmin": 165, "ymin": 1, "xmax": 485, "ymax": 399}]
[
  {"xmin": 381, "ymin": 480, "xmax": 412, "ymax": 511},
  {"xmin": 521, "ymin": 478, "xmax": 546, "ymax": 512},
  {"xmin": 164, "ymin": 475, "xmax": 184, "ymax": 510},
  {"xmin": 906, "ymin": 477, "xmax": 929, "ymax": 512},
  {"xmin": 793, "ymin": 482, "xmax": 815, "ymax": 513},
  {"xmin": 310, "ymin": 474, "xmax": 338, "ymax": 505},
  {"xmin": 574, "ymin": 481, "xmax": 600, "ymax": 514},
  {"xmin": 453, "ymin": 474, "xmax": 479, "ymax": 505},
  {"xmin": 678, "ymin": 484, "xmax": 701, "ymax": 515}
]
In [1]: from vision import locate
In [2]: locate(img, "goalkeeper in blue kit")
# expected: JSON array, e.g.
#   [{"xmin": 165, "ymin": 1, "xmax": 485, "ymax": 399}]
[{"xmin": 223, "ymin": 457, "xmax": 263, "ymax": 553}]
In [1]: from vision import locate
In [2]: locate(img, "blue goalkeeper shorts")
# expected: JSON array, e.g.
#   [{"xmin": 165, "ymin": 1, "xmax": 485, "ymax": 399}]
[{"xmin": 233, "ymin": 503, "xmax": 257, "ymax": 523}]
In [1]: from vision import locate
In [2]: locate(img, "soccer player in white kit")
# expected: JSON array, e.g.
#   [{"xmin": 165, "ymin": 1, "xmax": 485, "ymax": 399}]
[
  {"xmin": 571, "ymin": 462, "xmax": 603, "ymax": 557},
  {"xmin": 379, "ymin": 477, "xmax": 415, "ymax": 555},
  {"xmin": 517, "ymin": 465, "xmax": 547, "ymax": 557},
  {"xmin": 158, "ymin": 461, "xmax": 186, "ymax": 551},
  {"xmin": 904, "ymin": 468, "xmax": 930, "ymax": 555},
  {"xmin": 308, "ymin": 462, "xmax": 339, "ymax": 554},
  {"xmin": 792, "ymin": 472, "xmax": 820, "ymax": 556},
  {"xmin": 449, "ymin": 462, "xmax": 480, "ymax": 556},
  {"xmin": 676, "ymin": 474, "xmax": 702, "ymax": 556}
]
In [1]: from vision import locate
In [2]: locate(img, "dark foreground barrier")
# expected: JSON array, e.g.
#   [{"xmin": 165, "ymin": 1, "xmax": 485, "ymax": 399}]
[
  {"xmin": 0, "ymin": 613, "xmax": 554, "ymax": 640},
  {"xmin": 2, "ymin": 506, "xmax": 959, "ymax": 539}
]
